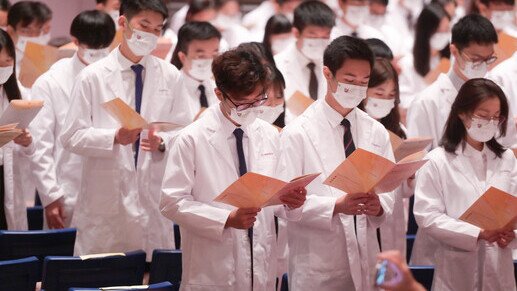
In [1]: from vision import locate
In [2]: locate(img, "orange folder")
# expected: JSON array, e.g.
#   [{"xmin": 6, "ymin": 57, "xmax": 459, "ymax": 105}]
[
  {"xmin": 389, "ymin": 131, "xmax": 432, "ymax": 162},
  {"xmin": 286, "ymin": 91, "xmax": 314, "ymax": 117},
  {"xmin": 459, "ymin": 187, "xmax": 517, "ymax": 231},
  {"xmin": 214, "ymin": 172, "xmax": 320, "ymax": 208},
  {"xmin": 498, "ymin": 32, "xmax": 517, "ymax": 61},
  {"xmin": 324, "ymin": 148, "xmax": 428, "ymax": 194}
]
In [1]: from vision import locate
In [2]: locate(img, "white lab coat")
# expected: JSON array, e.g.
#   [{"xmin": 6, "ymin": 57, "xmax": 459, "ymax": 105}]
[
  {"xmin": 241, "ymin": 0, "xmax": 276, "ymax": 42},
  {"xmin": 160, "ymin": 105, "xmax": 301, "ymax": 291},
  {"xmin": 28, "ymin": 53, "xmax": 86, "ymax": 226},
  {"xmin": 398, "ymin": 54, "xmax": 428, "ymax": 108},
  {"xmin": 277, "ymin": 100, "xmax": 395, "ymax": 291},
  {"xmin": 179, "ymin": 70, "xmax": 218, "ymax": 122},
  {"xmin": 414, "ymin": 146, "xmax": 517, "ymax": 291},
  {"xmin": 60, "ymin": 49, "xmax": 192, "ymax": 258},
  {"xmin": 275, "ymin": 44, "xmax": 327, "ymax": 123},
  {"xmin": 488, "ymin": 51, "xmax": 517, "ymax": 117}
]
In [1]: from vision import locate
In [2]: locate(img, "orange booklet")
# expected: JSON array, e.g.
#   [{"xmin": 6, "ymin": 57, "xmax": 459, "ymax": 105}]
[
  {"xmin": 459, "ymin": 187, "xmax": 517, "ymax": 231},
  {"xmin": 0, "ymin": 99, "xmax": 44, "ymax": 129},
  {"xmin": 324, "ymin": 148, "xmax": 428, "ymax": 194},
  {"xmin": 389, "ymin": 131, "xmax": 432, "ymax": 162},
  {"xmin": 102, "ymin": 98, "xmax": 180, "ymax": 131},
  {"xmin": 19, "ymin": 42, "xmax": 75, "ymax": 88},
  {"xmin": 286, "ymin": 91, "xmax": 314, "ymax": 117},
  {"xmin": 498, "ymin": 32, "xmax": 517, "ymax": 61},
  {"xmin": 214, "ymin": 172, "xmax": 320, "ymax": 208}
]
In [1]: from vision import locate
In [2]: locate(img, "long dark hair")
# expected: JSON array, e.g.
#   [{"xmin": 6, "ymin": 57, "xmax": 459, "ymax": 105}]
[
  {"xmin": 359, "ymin": 58, "xmax": 406, "ymax": 139},
  {"xmin": 413, "ymin": 3, "xmax": 450, "ymax": 77},
  {"xmin": 440, "ymin": 78, "xmax": 509, "ymax": 158},
  {"xmin": 0, "ymin": 30, "xmax": 21, "ymax": 101},
  {"xmin": 262, "ymin": 14, "xmax": 292, "ymax": 57}
]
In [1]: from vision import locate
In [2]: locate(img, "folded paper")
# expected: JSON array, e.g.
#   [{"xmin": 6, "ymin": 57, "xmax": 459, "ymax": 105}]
[{"xmin": 389, "ymin": 131, "xmax": 432, "ymax": 161}]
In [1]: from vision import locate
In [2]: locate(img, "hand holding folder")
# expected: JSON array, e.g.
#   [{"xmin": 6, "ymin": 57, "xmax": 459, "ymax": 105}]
[
  {"xmin": 459, "ymin": 187, "xmax": 517, "ymax": 231},
  {"xmin": 389, "ymin": 131, "xmax": 432, "ymax": 162},
  {"xmin": 324, "ymin": 148, "xmax": 428, "ymax": 194},
  {"xmin": 214, "ymin": 172, "xmax": 320, "ymax": 208},
  {"xmin": 286, "ymin": 91, "xmax": 314, "ymax": 117},
  {"xmin": 102, "ymin": 98, "xmax": 180, "ymax": 131}
]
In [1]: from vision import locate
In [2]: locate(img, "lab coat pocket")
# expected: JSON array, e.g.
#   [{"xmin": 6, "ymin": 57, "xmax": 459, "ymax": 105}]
[
  {"xmin": 439, "ymin": 248, "xmax": 477, "ymax": 290},
  {"xmin": 85, "ymin": 169, "xmax": 120, "ymax": 217},
  {"xmin": 254, "ymin": 157, "xmax": 277, "ymax": 176},
  {"xmin": 188, "ymin": 234, "xmax": 235, "ymax": 286}
]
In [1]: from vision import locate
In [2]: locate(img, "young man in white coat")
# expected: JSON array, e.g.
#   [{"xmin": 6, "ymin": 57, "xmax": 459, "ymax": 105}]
[
  {"xmin": 160, "ymin": 48, "xmax": 307, "ymax": 291},
  {"xmin": 277, "ymin": 35, "xmax": 394, "ymax": 291},
  {"xmin": 488, "ymin": 49, "xmax": 517, "ymax": 128},
  {"xmin": 60, "ymin": 0, "xmax": 192, "ymax": 259},
  {"xmin": 275, "ymin": 0, "xmax": 335, "ymax": 122},
  {"xmin": 28, "ymin": 11, "xmax": 115, "ymax": 229}
]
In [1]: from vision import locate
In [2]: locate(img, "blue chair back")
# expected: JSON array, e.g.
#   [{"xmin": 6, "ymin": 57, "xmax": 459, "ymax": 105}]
[
  {"xmin": 68, "ymin": 281, "xmax": 175, "ymax": 290},
  {"xmin": 149, "ymin": 249, "xmax": 182, "ymax": 289},
  {"xmin": 406, "ymin": 234, "xmax": 416, "ymax": 263},
  {"xmin": 42, "ymin": 250, "xmax": 146, "ymax": 291},
  {"xmin": 0, "ymin": 256, "xmax": 39, "ymax": 291},
  {"xmin": 410, "ymin": 265, "xmax": 434, "ymax": 290},
  {"xmin": 0, "ymin": 228, "xmax": 76, "ymax": 261},
  {"xmin": 27, "ymin": 206, "xmax": 44, "ymax": 230},
  {"xmin": 280, "ymin": 273, "xmax": 288, "ymax": 291},
  {"xmin": 173, "ymin": 224, "xmax": 181, "ymax": 250}
]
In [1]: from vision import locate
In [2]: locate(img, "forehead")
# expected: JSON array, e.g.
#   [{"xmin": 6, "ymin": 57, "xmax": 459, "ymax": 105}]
[
  {"xmin": 462, "ymin": 42, "xmax": 495, "ymax": 56},
  {"xmin": 335, "ymin": 58, "xmax": 371, "ymax": 76},
  {"xmin": 129, "ymin": 9, "xmax": 165, "ymax": 25}
]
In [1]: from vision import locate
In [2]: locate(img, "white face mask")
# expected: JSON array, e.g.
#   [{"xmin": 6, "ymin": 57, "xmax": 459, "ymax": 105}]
[
  {"xmin": 188, "ymin": 58, "xmax": 213, "ymax": 81},
  {"xmin": 457, "ymin": 54, "xmax": 488, "ymax": 79},
  {"xmin": 17, "ymin": 34, "xmax": 48, "ymax": 52},
  {"xmin": 126, "ymin": 24, "xmax": 159, "ymax": 56},
  {"xmin": 345, "ymin": 5, "xmax": 369, "ymax": 26},
  {"xmin": 430, "ymin": 31, "xmax": 450, "ymax": 50},
  {"xmin": 490, "ymin": 10, "xmax": 514, "ymax": 30},
  {"xmin": 0, "ymin": 65, "xmax": 13, "ymax": 84},
  {"xmin": 81, "ymin": 47, "xmax": 110, "ymax": 65},
  {"xmin": 368, "ymin": 14, "xmax": 386, "ymax": 28},
  {"xmin": 364, "ymin": 97, "xmax": 395, "ymax": 119},
  {"xmin": 333, "ymin": 81, "xmax": 368, "ymax": 109},
  {"xmin": 257, "ymin": 104, "xmax": 284, "ymax": 124},
  {"xmin": 466, "ymin": 117, "xmax": 499, "ymax": 143},
  {"xmin": 271, "ymin": 36, "xmax": 295, "ymax": 55},
  {"xmin": 39, "ymin": 33, "xmax": 51, "ymax": 45},
  {"xmin": 301, "ymin": 38, "xmax": 329, "ymax": 62},
  {"xmin": 228, "ymin": 106, "xmax": 259, "ymax": 126}
]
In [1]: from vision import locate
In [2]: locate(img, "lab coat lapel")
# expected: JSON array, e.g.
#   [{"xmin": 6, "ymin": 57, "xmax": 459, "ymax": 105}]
[
  {"xmin": 103, "ymin": 51, "xmax": 126, "ymax": 103},
  {"xmin": 207, "ymin": 107, "xmax": 237, "ymax": 173},
  {"xmin": 486, "ymin": 150, "xmax": 502, "ymax": 186},
  {"xmin": 140, "ymin": 57, "xmax": 160, "ymax": 119},
  {"xmin": 451, "ymin": 148, "xmax": 484, "ymax": 194},
  {"xmin": 247, "ymin": 122, "xmax": 261, "ymax": 172},
  {"xmin": 354, "ymin": 110, "xmax": 373, "ymax": 150}
]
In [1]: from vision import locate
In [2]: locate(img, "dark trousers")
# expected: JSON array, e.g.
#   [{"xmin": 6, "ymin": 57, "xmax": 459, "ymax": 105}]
[{"xmin": 0, "ymin": 166, "xmax": 6, "ymax": 230}]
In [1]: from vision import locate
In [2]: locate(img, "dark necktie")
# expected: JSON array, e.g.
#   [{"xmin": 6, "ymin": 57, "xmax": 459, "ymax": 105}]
[
  {"xmin": 131, "ymin": 64, "xmax": 144, "ymax": 167},
  {"xmin": 233, "ymin": 128, "xmax": 253, "ymax": 289},
  {"xmin": 307, "ymin": 62, "xmax": 318, "ymax": 100},
  {"xmin": 198, "ymin": 84, "xmax": 209, "ymax": 108},
  {"xmin": 341, "ymin": 118, "xmax": 358, "ymax": 236}
]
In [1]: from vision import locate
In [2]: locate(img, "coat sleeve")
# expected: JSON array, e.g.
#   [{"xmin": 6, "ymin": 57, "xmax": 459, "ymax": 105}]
[
  {"xmin": 60, "ymin": 72, "xmax": 117, "ymax": 158},
  {"xmin": 413, "ymin": 155, "xmax": 481, "ymax": 251},
  {"xmin": 406, "ymin": 97, "xmax": 436, "ymax": 149},
  {"xmin": 160, "ymin": 132, "xmax": 232, "ymax": 242},
  {"xmin": 26, "ymin": 77, "xmax": 64, "ymax": 207}
]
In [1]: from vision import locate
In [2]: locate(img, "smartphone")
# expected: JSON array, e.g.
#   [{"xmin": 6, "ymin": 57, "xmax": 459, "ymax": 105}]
[{"xmin": 374, "ymin": 259, "xmax": 403, "ymax": 287}]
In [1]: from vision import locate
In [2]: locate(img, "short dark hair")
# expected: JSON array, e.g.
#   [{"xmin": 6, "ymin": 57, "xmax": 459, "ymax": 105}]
[
  {"xmin": 451, "ymin": 14, "xmax": 497, "ymax": 51},
  {"xmin": 0, "ymin": 29, "xmax": 21, "ymax": 101},
  {"xmin": 70, "ymin": 10, "xmax": 116, "ymax": 49},
  {"xmin": 236, "ymin": 42, "xmax": 275, "ymax": 67},
  {"xmin": 479, "ymin": 0, "xmax": 515, "ymax": 5},
  {"xmin": 7, "ymin": 1, "xmax": 39, "ymax": 28},
  {"xmin": 371, "ymin": 0, "xmax": 389, "ymax": 5},
  {"xmin": 324, "ymin": 36, "xmax": 374, "ymax": 75},
  {"xmin": 263, "ymin": 14, "xmax": 292, "ymax": 57},
  {"xmin": 293, "ymin": 0, "xmax": 335, "ymax": 32},
  {"xmin": 186, "ymin": 0, "xmax": 216, "ymax": 22},
  {"xmin": 120, "ymin": 0, "xmax": 168, "ymax": 21},
  {"xmin": 34, "ymin": 1, "xmax": 52, "ymax": 23},
  {"xmin": 441, "ymin": 78, "xmax": 509, "ymax": 157},
  {"xmin": 0, "ymin": 0, "xmax": 11, "ymax": 11},
  {"xmin": 365, "ymin": 38, "xmax": 394, "ymax": 60},
  {"xmin": 212, "ymin": 48, "xmax": 272, "ymax": 100},
  {"xmin": 96, "ymin": 0, "xmax": 108, "ymax": 4},
  {"xmin": 171, "ymin": 21, "xmax": 221, "ymax": 70}
]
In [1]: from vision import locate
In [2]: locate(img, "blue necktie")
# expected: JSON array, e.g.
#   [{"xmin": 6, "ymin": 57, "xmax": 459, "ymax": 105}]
[
  {"xmin": 233, "ymin": 128, "xmax": 253, "ymax": 289},
  {"xmin": 341, "ymin": 118, "xmax": 358, "ymax": 237},
  {"xmin": 131, "ymin": 64, "xmax": 144, "ymax": 167}
]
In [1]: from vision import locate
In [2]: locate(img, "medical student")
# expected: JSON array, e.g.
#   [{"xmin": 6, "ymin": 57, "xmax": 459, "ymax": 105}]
[
  {"xmin": 61, "ymin": 0, "xmax": 192, "ymax": 258},
  {"xmin": 171, "ymin": 21, "xmax": 221, "ymax": 121},
  {"xmin": 0, "ymin": 1, "xmax": 9, "ymax": 30},
  {"xmin": 358, "ymin": 58, "xmax": 412, "ymax": 258},
  {"xmin": 262, "ymin": 14, "xmax": 294, "ymax": 56},
  {"xmin": 474, "ymin": 0, "xmax": 515, "ymax": 32},
  {"xmin": 407, "ymin": 14, "xmax": 517, "ymax": 151},
  {"xmin": 414, "ymin": 78, "xmax": 517, "ymax": 291},
  {"xmin": 28, "ymin": 11, "xmax": 115, "ymax": 230},
  {"xmin": 398, "ymin": 3, "xmax": 451, "ymax": 109},
  {"xmin": 0, "ymin": 29, "xmax": 32, "ymax": 230},
  {"xmin": 96, "ymin": 0, "xmax": 121, "ymax": 26},
  {"xmin": 275, "ymin": 0, "xmax": 335, "ymax": 123},
  {"xmin": 277, "ymin": 35, "xmax": 394, "ymax": 291},
  {"xmin": 330, "ymin": 0, "xmax": 381, "ymax": 40},
  {"xmin": 160, "ymin": 48, "xmax": 306, "ymax": 291},
  {"xmin": 488, "ymin": 48, "xmax": 517, "ymax": 124}
]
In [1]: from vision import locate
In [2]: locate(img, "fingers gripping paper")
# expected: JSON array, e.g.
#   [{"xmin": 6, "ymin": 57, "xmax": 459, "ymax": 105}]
[{"xmin": 214, "ymin": 172, "xmax": 320, "ymax": 208}]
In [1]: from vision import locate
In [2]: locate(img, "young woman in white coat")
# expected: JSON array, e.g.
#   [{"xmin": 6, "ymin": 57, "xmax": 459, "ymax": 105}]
[
  {"xmin": 359, "ymin": 57, "xmax": 413, "ymax": 259},
  {"xmin": 0, "ymin": 29, "xmax": 33, "ymax": 230},
  {"xmin": 160, "ymin": 48, "xmax": 306, "ymax": 291},
  {"xmin": 414, "ymin": 78, "xmax": 517, "ymax": 291}
]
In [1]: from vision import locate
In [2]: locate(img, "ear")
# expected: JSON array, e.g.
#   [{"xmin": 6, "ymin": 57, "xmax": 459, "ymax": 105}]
[
  {"xmin": 322, "ymin": 66, "xmax": 334, "ymax": 82},
  {"xmin": 292, "ymin": 27, "xmax": 301, "ymax": 39},
  {"xmin": 118, "ymin": 15, "xmax": 127, "ymax": 31},
  {"xmin": 214, "ymin": 87, "xmax": 224, "ymax": 101},
  {"xmin": 178, "ymin": 51, "xmax": 187, "ymax": 66},
  {"xmin": 458, "ymin": 112, "xmax": 468, "ymax": 122}
]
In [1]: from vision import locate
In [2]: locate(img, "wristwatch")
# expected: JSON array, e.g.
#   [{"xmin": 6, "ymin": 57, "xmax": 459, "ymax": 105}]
[{"xmin": 158, "ymin": 139, "xmax": 166, "ymax": 153}]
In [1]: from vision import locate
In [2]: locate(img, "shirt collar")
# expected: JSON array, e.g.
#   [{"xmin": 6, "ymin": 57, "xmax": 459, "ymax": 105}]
[
  {"xmin": 462, "ymin": 141, "xmax": 490, "ymax": 158},
  {"xmin": 321, "ymin": 98, "xmax": 357, "ymax": 128},
  {"xmin": 215, "ymin": 104, "xmax": 247, "ymax": 139},
  {"xmin": 116, "ymin": 47, "xmax": 146, "ymax": 71},
  {"xmin": 293, "ymin": 43, "xmax": 316, "ymax": 67},
  {"xmin": 447, "ymin": 66, "xmax": 465, "ymax": 93},
  {"xmin": 71, "ymin": 53, "xmax": 87, "ymax": 76},
  {"xmin": 181, "ymin": 69, "xmax": 207, "ymax": 90}
]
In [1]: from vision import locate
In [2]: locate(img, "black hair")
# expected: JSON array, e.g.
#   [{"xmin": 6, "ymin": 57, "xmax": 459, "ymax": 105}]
[
  {"xmin": 236, "ymin": 42, "xmax": 276, "ymax": 67},
  {"xmin": 33, "ymin": 2, "xmax": 52, "ymax": 23},
  {"xmin": 293, "ymin": 0, "xmax": 335, "ymax": 32},
  {"xmin": 441, "ymin": 78, "xmax": 509, "ymax": 158},
  {"xmin": 7, "ymin": 1, "xmax": 39, "ymax": 28},
  {"xmin": 365, "ymin": 38, "xmax": 394, "ymax": 60},
  {"xmin": 120, "ymin": 0, "xmax": 168, "ymax": 21},
  {"xmin": 324, "ymin": 35, "xmax": 374, "ymax": 75},
  {"xmin": 185, "ymin": 0, "xmax": 216, "ymax": 22},
  {"xmin": 263, "ymin": 14, "xmax": 292, "ymax": 57},
  {"xmin": 0, "ymin": 30, "xmax": 21, "ymax": 101},
  {"xmin": 371, "ymin": 0, "xmax": 389, "ymax": 5},
  {"xmin": 451, "ymin": 14, "xmax": 498, "ymax": 51},
  {"xmin": 272, "ymin": 67, "xmax": 286, "ymax": 128},
  {"xmin": 171, "ymin": 21, "xmax": 221, "ymax": 70},
  {"xmin": 0, "ymin": 0, "xmax": 11, "ymax": 11},
  {"xmin": 96, "ymin": 0, "xmax": 108, "ymax": 4},
  {"xmin": 70, "ymin": 10, "xmax": 116, "ymax": 49},
  {"xmin": 479, "ymin": 0, "xmax": 515, "ymax": 5},
  {"xmin": 212, "ymin": 48, "xmax": 272, "ymax": 100}
]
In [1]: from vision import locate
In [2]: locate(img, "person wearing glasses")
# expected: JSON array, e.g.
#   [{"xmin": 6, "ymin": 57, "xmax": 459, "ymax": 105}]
[
  {"xmin": 160, "ymin": 48, "xmax": 307, "ymax": 290},
  {"xmin": 414, "ymin": 78, "xmax": 517, "ymax": 291}
]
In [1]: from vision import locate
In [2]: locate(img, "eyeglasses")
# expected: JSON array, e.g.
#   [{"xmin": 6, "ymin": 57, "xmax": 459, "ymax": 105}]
[
  {"xmin": 461, "ymin": 51, "xmax": 497, "ymax": 68},
  {"xmin": 222, "ymin": 91, "xmax": 268, "ymax": 112},
  {"xmin": 471, "ymin": 114, "xmax": 505, "ymax": 126}
]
